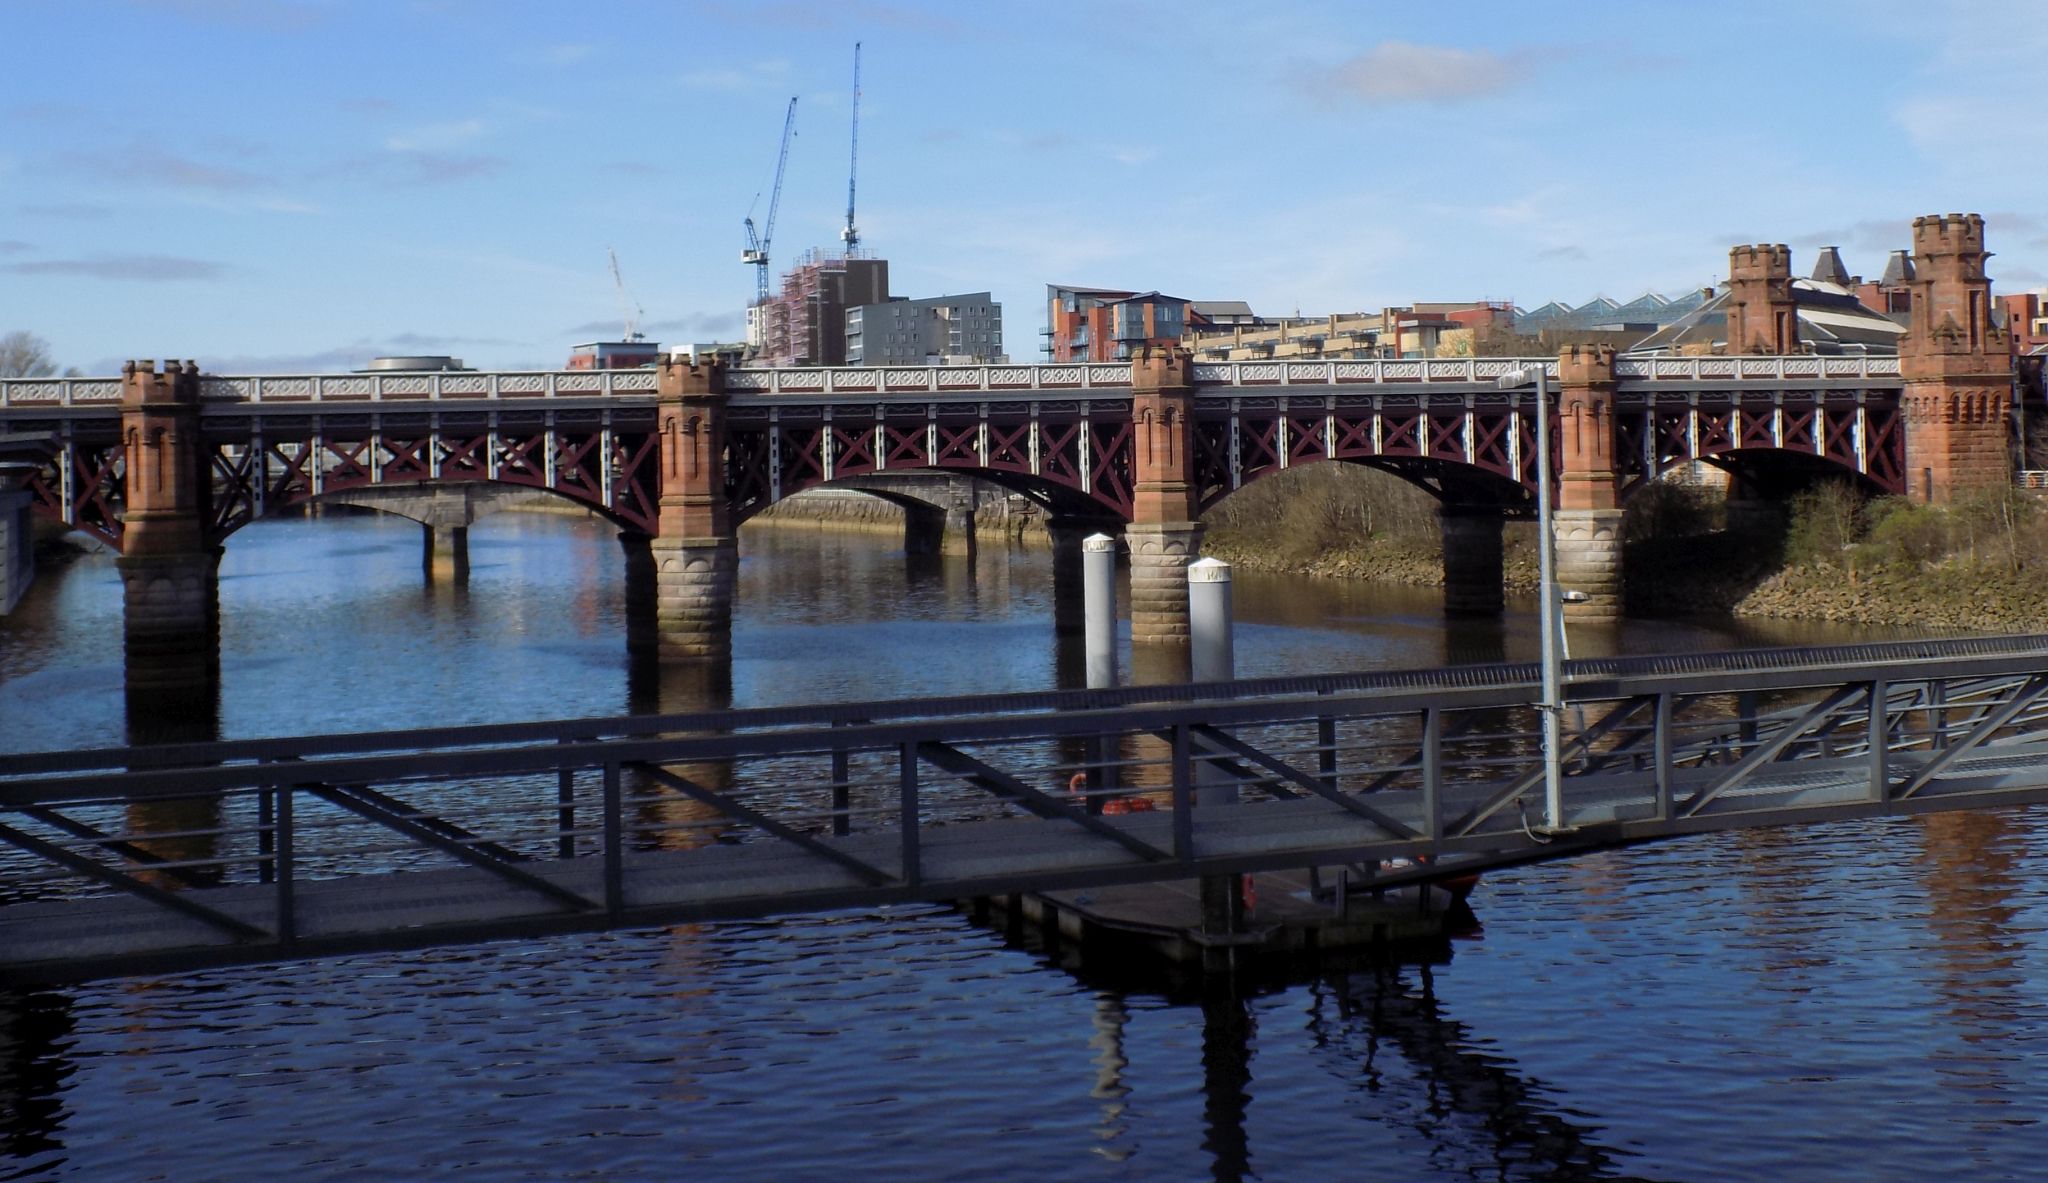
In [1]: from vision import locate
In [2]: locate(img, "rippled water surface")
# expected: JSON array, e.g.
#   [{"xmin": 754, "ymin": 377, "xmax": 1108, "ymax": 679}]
[{"xmin": 5, "ymin": 512, "xmax": 2047, "ymax": 1181}]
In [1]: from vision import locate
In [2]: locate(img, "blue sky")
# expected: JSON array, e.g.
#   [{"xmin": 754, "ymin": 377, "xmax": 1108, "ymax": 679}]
[{"xmin": 3, "ymin": 0, "xmax": 2044, "ymax": 373}]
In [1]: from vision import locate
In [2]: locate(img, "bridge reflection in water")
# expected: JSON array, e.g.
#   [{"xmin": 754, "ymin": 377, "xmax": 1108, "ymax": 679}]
[
  {"xmin": 8, "ymin": 513, "xmax": 2048, "ymax": 1177},
  {"xmin": 7, "ymin": 634, "xmax": 2048, "ymax": 983}
]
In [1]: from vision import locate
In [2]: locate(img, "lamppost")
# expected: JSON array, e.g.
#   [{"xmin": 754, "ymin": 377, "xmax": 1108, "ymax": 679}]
[{"xmin": 1495, "ymin": 363, "xmax": 1569, "ymax": 833}]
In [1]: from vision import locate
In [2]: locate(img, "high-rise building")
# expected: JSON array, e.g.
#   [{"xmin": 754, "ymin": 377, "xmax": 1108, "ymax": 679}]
[
  {"xmin": 753, "ymin": 249, "xmax": 890, "ymax": 366},
  {"xmin": 847, "ymin": 292, "xmax": 1004, "ymax": 365}
]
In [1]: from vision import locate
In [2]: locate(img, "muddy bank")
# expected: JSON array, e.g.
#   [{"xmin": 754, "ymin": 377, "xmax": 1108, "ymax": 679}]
[
  {"xmin": 1201, "ymin": 529, "xmax": 1540, "ymax": 592},
  {"xmin": 747, "ymin": 489, "xmax": 1046, "ymax": 545}
]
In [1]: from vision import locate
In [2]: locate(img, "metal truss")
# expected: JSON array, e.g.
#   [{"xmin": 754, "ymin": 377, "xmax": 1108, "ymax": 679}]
[{"xmin": 4, "ymin": 358, "xmax": 1914, "ymax": 549}]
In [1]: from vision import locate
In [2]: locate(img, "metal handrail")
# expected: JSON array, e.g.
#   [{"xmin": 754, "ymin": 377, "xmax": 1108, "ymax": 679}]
[{"xmin": 10, "ymin": 639, "xmax": 2048, "ymax": 982}]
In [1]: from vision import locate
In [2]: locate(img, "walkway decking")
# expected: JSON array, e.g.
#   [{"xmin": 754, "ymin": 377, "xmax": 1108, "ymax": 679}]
[{"xmin": 7, "ymin": 635, "xmax": 2048, "ymax": 982}]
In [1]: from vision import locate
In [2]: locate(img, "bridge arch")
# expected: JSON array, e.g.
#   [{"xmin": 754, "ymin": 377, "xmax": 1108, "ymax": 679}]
[
  {"xmin": 218, "ymin": 481, "xmax": 620, "ymax": 542},
  {"xmin": 723, "ymin": 414, "xmax": 1136, "ymax": 525},
  {"xmin": 1633, "ymin": 447, "xmax": 1895, "ymax": 505},
  {"xmin": 1201, "ymin": 452, "xmax": 1532, "ymax": 519},
  {"xmin": 200, "ymin": 424, "xmax": 662, "ymax": 550}
]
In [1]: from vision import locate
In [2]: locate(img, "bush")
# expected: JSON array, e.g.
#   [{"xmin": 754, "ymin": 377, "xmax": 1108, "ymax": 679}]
[
  {"xmin": 1860, "ymin": 497, "xmax": 1947, "ymax": 568},
  {"xmin": 1204, "ymin": 463, "xmax": 1440, "ymax": 556},
  {"xmin": 1782, "ymin": 482, "xmax": 1863, "ymax": 567},
  {"xmin": 1949, "ymin": 485, "xmax": 2039, "ymax": 573}
]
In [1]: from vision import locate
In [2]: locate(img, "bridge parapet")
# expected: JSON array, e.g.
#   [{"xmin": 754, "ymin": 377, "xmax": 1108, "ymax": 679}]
[
  {"xmin": 1612, "ymin": 355, "xmax": 1901, "ymax": 382},
  {"xmin": 0, "ymin": 355, "xmax": 1911, "ymax": 413},
  {"xmin": 724, "ymin": 363, "xmax": 1135, "ymax": 395}
]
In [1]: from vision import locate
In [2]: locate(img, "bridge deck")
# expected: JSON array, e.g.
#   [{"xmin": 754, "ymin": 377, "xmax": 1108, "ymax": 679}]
[{"xmin": 6, "ymin": 635, "xmax": 2048, "ymax": 983}]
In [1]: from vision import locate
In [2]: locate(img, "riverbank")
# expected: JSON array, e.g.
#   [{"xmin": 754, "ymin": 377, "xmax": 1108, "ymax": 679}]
[
  {"xmin": 1206, "ymin": 475, "xmax": 2048, "ymax": 631},
  {"xmin": 1201, "ymin": 528, "xmax": 1540, "ymax": 592}
]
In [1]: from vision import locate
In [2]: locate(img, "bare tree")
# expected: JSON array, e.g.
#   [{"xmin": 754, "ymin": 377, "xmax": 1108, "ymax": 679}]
[{"xmin": 0, "ymin": 331, "xmax": 58, "ymax": 378}]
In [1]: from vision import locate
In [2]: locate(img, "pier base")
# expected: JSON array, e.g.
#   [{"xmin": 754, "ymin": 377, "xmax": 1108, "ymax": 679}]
[
  {"xmin": 943, "ymin": 503, "xmax": 977, "ymax": 557},
  {"xmin": 902, "ymin": 500, "xmax": 977, "ymax": 559},
  {"xmin": 0, "ymin": 486, "xmax": 32, "ymax": 615},
  {"xmin": 1439, "ymin": 507, "xmax": 1505, "ymax": 617},
  {"xmin": 422, "ymin": 523, "xmax": 468, "ymax": 582},
  {"xmin": 1554, "ymin": 508, "xmax": 1624, "ymax": 623},
  {"xmin": 1125, "ymin": 522, "xmax": 1203, "ymax": 644},
  {"xmin": 621, "ymin": 532, "xmax": 657, "ymax": 656},
  {"xmin": 652, "ymin": 536, "xmax": 736, "ymax": 662},
  {"xmin": 117, "ymin": 551, "xmax": 219, "ymax": 694}
]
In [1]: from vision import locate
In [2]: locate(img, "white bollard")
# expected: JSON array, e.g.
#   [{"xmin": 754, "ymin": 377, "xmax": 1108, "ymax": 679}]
[
  {"xmin": 1188, "ymin": 557, "xmax": 1234, "ymax": 684},
  {"xmin": 1083, "ymin": 533, "xmax": 1118, "ymax": 689},
  {"xmin": 1188, "ymin": 557, "xmax": 1236, "ymax": 805}
]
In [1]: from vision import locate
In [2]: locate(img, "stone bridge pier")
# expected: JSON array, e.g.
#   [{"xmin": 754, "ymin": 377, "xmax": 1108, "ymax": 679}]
[
  {"xmin": 1554, "ymin": 344, "xmax": 1624, "ymax": 623},
  {"xmin": 1439, "ymin": 507, "xmax": 1505, "ymax": 617},
  {"xmin": 0, "ymin": 440, "xmax": 37, "ymax": 616},
  {"xmin": 321, "ymin": 484, "xmax": 564, "ymax": 579},
  {"xmin": 830, "ymin": 473, "xmax": 984, "ymax": 557},
  {"xmin": 115, "ymin": 360, "xmax": 219, "ymax": 694},
  {"xmin": 652, "ymin": 356, "xmax": 737, "ymax": 662},
  {"xmin": 1127, "ymin": 347, "xmax": 1202, "ymax": 644}
]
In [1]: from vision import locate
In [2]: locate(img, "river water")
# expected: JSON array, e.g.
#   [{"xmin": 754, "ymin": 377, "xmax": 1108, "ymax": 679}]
[{"xmin": 4, "ymin": 511, "xmax": 2046, "ymax": 1181}]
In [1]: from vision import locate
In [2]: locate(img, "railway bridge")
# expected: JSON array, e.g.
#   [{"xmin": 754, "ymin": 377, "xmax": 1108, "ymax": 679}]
[{"xmin": 0, "ymin": 213, "xmax": 2016, "ymax": 676}]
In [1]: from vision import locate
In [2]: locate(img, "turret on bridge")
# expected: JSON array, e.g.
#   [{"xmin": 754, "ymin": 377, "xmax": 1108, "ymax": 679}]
[
  {"xmin": 1726, "ymin": 244, "xmax": 1799, "ymax": 356},
  {"xmin": 1901, "ymin": 213, "xmax": 2014, "ymax": 503}
]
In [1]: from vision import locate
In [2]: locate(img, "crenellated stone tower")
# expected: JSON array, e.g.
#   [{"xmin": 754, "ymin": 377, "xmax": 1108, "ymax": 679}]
[
  {"xmin": 1900, "ymin": 213, "xmax": 2013, "ymax": 502},
  {"xmin": 1724, "ymin": 244, "xmax": 1799, "ymax": 355}
]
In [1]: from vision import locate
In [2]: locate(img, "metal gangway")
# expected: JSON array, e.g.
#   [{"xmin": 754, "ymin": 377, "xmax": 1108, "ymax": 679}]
[{"xmin": 7, "ymin": 635, "xmax": 2048, "ymax": 983}]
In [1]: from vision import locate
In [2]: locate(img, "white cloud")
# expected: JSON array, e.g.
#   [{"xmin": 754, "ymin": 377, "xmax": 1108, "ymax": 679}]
[
  {"xmin": 385, "ymin": 119, "xmax": 486, "ymax": 153},
  {"xmin": 1320, "ymin": 42, "xmax": 1533, "ymax": 105},
  {"xmin": 677, "ymin": 59, "xmax": 792, "ymax": 91},
  {"xmin": 3, "ymin": 254, "xmax": 228, "ymax": 281}
]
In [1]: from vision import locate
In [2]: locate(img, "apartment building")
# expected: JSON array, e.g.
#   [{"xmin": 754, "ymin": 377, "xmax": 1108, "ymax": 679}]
[
  {"xmin": 1045, "ymin": 285, "xmax": 1190, "ymax": 361},
  {"xmin": 847, "ymin": 292, "xmax": 1005, "ymax": 365},
  {"xmin": 1187, "ymin": 302, "xmax": 1514, "ymax": 361}
]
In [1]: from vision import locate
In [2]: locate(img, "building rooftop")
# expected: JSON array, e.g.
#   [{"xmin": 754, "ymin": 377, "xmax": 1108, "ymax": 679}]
[
  {"xmin": 1518, "ymin": 290, "xmax": 1707, "ymax": 333},
  {"xmin": 1105, "ymin": 290, "xmax": 1189, "ymax": 306},
  {"xmin": 1627, "ymin": 277, "xmax": 1904, "ymax": 355}
]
